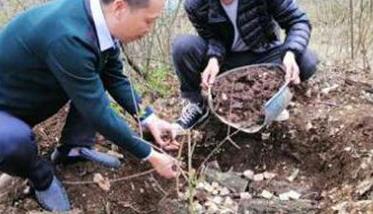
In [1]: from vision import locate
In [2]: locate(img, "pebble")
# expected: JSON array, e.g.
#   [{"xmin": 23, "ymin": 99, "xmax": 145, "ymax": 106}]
[
  {"xmin": 263, "ymin": 172, "xmax": 276, "ymax": 180},
  {"xmin": 253, "ymin": 173, "xmax": 264, "ymax": 181},
  {"xmin": 243, "ymin": 170, "xmax": 255, "ymax": 180},
  {"xmin": 261, "ymin": 190, "xmax": 274, "ymax": 199}
]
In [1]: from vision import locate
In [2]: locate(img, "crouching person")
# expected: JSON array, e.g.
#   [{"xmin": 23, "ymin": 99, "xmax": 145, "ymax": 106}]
[
  {"xmin": 172, "ymin": 0, "xmax": 319, "ymax": 130},
  {"xmin": 0, "ymin": 0, "xmax": 179, "ymax": 211}
]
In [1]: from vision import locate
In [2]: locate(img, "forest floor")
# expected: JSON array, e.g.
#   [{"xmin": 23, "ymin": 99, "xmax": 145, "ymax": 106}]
[{"xmin": 0, "ymin": 62, "xmax": 372, "ymax": 214}]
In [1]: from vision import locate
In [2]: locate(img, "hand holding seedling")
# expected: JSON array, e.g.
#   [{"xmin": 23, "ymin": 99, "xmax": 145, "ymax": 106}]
[
  {"xmin": 143, "ymin": 116, "xmax": 180, "ymax": 151},
  {"xmin": 148, "ymin": 150, "xmax": 179, "ymax": 179}
]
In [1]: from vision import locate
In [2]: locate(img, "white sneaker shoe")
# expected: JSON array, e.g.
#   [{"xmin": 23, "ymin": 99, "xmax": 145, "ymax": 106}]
[{"xmin": 275, "ymin": 109, "xmax": 290, "ymax": 122}]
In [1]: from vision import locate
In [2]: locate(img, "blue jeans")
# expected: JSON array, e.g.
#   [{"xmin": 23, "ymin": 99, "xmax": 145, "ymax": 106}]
[
  {"xmin": 0, "ymin": 104, "xmax": 95, "ymax": 190},
  {"xmin": 172, "ymin": 34, "xmax": 319, "ymax": 103}
]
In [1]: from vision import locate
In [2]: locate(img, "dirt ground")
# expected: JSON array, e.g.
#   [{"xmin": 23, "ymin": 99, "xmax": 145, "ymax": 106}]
[
  {"xmin": 212, "ymin": 64, "xmax": 284, "ymax": 127},
  {"xmin": 0, "ymin": 62, "xmax": 372, "ymax": 213}
]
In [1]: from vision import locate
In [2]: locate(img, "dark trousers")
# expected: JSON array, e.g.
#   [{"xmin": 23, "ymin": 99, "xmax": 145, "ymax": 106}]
[
  {"xmin": 0, "ymin": 104, "xmax": 96, "ymax": 190},
  {"xmin": 172, "ymin": 34, "xmax": 319, "ymax": 103}
]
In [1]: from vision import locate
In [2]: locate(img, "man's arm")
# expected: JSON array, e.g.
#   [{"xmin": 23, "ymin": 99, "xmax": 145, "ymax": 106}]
[
  {"xmin": 268, "ymin": 0, "xmax": 311, "ymax": 56},
  {"xmin": 46, "ymin": 36, "xmax": 151, "ymax": 159},
  {"xmin": 101, "ymin": 45, "xmax": 153, "ymax": 123},
  {"xmin": 184, "ymin": 0, "xmax": 226, "ymax": 63}
]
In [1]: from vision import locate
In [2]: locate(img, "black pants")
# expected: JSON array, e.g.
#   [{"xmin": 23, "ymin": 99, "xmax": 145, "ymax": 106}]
[
  {"xmin": 0, "ymin": 105, "xmax": 96, "ymax": 191},
  {"xmin": 172, "ymin": 34, "xmax": 319, "ymax": 103}
]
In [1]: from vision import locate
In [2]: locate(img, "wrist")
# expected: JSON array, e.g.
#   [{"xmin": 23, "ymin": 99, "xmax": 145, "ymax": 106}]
[
  {"xmin": 147, "ymin": 149, "xmax": 160, "ymax": 164},
  {"xmin": 141, "ymin": 113, "xmax": 158, "ymax": 127},
  {"xmin": 209, "ymin": 57, "xmax": 219, "ymax": 66},
  {"xmin": 142, "ymin": 147, "xmax": 155, "ymax": 161},
  {"xmin": 284, "ymin": 51, "xmax": 295, "ymax": 59}
]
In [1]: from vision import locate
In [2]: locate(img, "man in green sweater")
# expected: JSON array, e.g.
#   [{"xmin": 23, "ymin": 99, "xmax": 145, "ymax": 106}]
[{"xmin": 0, "ymin": 0, "xmax": 178, "ymax": 211}]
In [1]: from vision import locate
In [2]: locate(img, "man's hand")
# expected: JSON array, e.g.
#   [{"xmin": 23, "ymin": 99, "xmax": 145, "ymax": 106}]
[
  {"xmin": 144, "ymin": 116, "xmax": 180, "ymax": 151},
  {"xmin": 201, "ymin": 57, "xmax": 220, "ymax": 90},
  {"xmin": 283, "ymin": 51, "xmax": 300, "ymax": 84},
  {"xmin": 148, "ymin": 150, "xmax": 179, "ymax": 179}
]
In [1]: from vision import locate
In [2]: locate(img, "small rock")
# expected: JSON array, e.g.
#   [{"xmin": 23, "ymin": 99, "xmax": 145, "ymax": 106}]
[
  {"xmin": 253, "ymin": 173, "xmax": 264, "ymax": 182},
  {"xmin": 321, "ymin": 84, "xmax": 339, "ymax": 95},
  {"xmin": 287, "ymin": 168, "xmax": 300, "ymax": 182},
  {"xmin": 206, "ymin": 203, "xmax": 219, "ymax": 213},
  {"xmin": 222, "ymin": 93, "xmax": 228, "ymax": 101},
  {"xmin": 211, "ymin": 182, "xmax": 220, "ymax": 189},
  {"xmin": 204, "ymin": 183, "xmax": 214, "ymax": 193},
  {"xmin": 305, "ymin": 122, "xmax": 313, "ymax": 131},
  {"xmin": 287, "ymin": 190, "xmax": 301, "ymax": 200},
  {"xmin": 279, "ymin": 193, "xmax": 290, "ymax": 201},
  {"xmin": 23, "ymin": 186, "xmax": 31, "ymax": 195},
  {"xmin": 344, "ymin": 147, "xmax": 352, "ymax": 152},
  {"xmin": 224, "ymin": 197, "xmax": 235, "ymax": 206},
  {"xmin": 196, "ymin": 182, "xmax": 205, "ymax": 190},
  {"xmin": 263, "ymin": 172, "xmax": 276, "ymax": 180},
  {"xmin": 280, "ymin": 190, "xmax": 301, "ymax": 200},
  {"xmin": 261, "ymin": 190, "xmax": 274, "ymax": 199},
  {"xmin": 261, "ymin": 133, "xmax": 271, "ymax": 140},
  {"xmin": 220, "ymin": 187, "xmax": 230, "ymax": 195},
  {"xmin": 193, "ymin": 201, "xmax": 204, "ymax": 213},
  {"xmin": 212, "ymin": 196, "xmax": 223, "ymax": 204},
  {"xmin": 240, "ymin": 192, "xmax": 252, "ymax": 200},
  {"xmin": 243, "ymin": 170, "xmax": 255, "ymax": 180}
]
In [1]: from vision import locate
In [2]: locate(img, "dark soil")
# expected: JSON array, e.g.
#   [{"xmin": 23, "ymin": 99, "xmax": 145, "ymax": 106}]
[
  {"xmin": 1, "ymin": 65, "xmax": 373, "ymax": 213},
  {"xmin": 212, "ymin": 65, "xmax": 284, "ymax": 128}
]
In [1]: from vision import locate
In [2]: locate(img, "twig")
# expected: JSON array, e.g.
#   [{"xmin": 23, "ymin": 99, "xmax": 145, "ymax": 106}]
[
  {"xmin": 226, "ymin": 82, "xmax": 240, "ymax": 150},
  {"xmin": 198, "ymin": 129, "xmax": 241, "ymax": 172},
  {"xmin": 176, "ymin": 134, "xmax": 186, "ymax": 196},
  {"xmin": 226, "ymin": 136, "xmax": 241, "ymax": 149},
  {"xmin": 118, "ymin": 201, "xmax": 155, "ymax": 214},
  {"xmin": 149, "ymin": 174, "xmax": 168, "ymax": 196},
  {"xmin": 63, "ymin": 169, "xmax": 155, "ymax": 185}
]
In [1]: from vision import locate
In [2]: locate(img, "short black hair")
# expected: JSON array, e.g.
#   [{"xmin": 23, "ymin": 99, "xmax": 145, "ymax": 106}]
[{"xmin": 101, "ymin": 0, "xmax": 150, "ymax": 8}]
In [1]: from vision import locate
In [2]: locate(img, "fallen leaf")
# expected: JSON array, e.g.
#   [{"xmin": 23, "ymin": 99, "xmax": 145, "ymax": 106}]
[{"xmin": 93, "ymin": 173, "xmax": 111, "ymax": 192}]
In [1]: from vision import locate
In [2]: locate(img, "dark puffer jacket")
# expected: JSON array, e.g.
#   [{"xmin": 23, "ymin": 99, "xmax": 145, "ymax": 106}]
[{"xmin": 184, "ymin": 0, "xmax": 312, "ymax": 62}]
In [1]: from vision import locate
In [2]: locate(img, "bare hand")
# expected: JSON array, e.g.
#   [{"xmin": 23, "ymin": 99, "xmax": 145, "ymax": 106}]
[
  {"xmin": 144, "ymin": 116, "xmax": 180, "ymax": 151},
  {"xmin": 201, "ymin": 57, "xmax": 220, "ymax": 90},
  {"xmin": 148, "ymin": 151, "xmax": 179, "ymax": 179},
  {"xmin": 283, "ymin": 51, "xmax": 300, "ymax": 84}
]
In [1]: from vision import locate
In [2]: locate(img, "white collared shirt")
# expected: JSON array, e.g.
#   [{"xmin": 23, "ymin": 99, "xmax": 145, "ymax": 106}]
[{"xmin": 90, "ymin": 0, "xmax": 115, "ymax": 52}]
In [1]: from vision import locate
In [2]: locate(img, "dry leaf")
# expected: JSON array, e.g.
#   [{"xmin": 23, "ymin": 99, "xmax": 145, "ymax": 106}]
[{"xmin": 93, "ymin": 173, "xmax": 111, "ymax": 191}]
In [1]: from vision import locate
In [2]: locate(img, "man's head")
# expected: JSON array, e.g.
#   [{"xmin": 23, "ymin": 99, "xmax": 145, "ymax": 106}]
[{"xmin": 101, "ymin": 0, "xmax": 164, "ymax": 43}]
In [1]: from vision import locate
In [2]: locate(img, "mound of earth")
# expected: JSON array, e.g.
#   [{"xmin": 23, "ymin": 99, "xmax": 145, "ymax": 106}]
[{"xmin": 211, "ymin": 65, "xmax": 285, "ymax": 128}]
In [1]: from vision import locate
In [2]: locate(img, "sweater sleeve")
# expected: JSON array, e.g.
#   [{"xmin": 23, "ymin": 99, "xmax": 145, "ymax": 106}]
[
  {"xmin": 268, "ymin": 0, "xmax": 311, "ymax": 56},
  {"xmin": 45, "ymin": 36, "xmax": 151, "ymax": 159},
  {"xmin": 101, "ymin": 44, "xmax": 154, "ymax": 121}
]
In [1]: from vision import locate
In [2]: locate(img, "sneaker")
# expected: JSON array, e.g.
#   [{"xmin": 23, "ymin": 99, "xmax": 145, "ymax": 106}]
[
  {"xmin": 175, "ymin": 101, "xmax": 209, "ymax": 130},
  {"xmin": 34, "ymin": 176, "xmax": 71, "ymax": 212},
  {"xmin": 51, "ymin": 146, "xmax": 121, "ymax": 169},
  {"xmin": 274, "ymin": 109, "xmax": 290, "ymax": 122}
]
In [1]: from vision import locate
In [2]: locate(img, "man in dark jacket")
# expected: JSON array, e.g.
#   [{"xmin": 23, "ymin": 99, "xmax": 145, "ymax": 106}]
[
  {"xmin": 172, "ymin": 0, "xmax": 318, "ymax": 130},
  {"xmin": 0, "ymin": 0, "xmax": 179, "ymax": 211}
]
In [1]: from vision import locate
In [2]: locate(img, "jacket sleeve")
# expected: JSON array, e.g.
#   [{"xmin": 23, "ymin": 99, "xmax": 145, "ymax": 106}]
[
  {"xmin": 101, "ymin": 44, "xmax": 154, "ymax": 122},
  {"xmin": 46, "ymin": 36, "xmax": 151, "ymax": 159},
  {"xmin": 268, "ymin": 0, "xmax": 311, "ymax": 56},
  {"xmin": 184, "ymin": 0, "xmax": 226, "ymax": 63}
]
